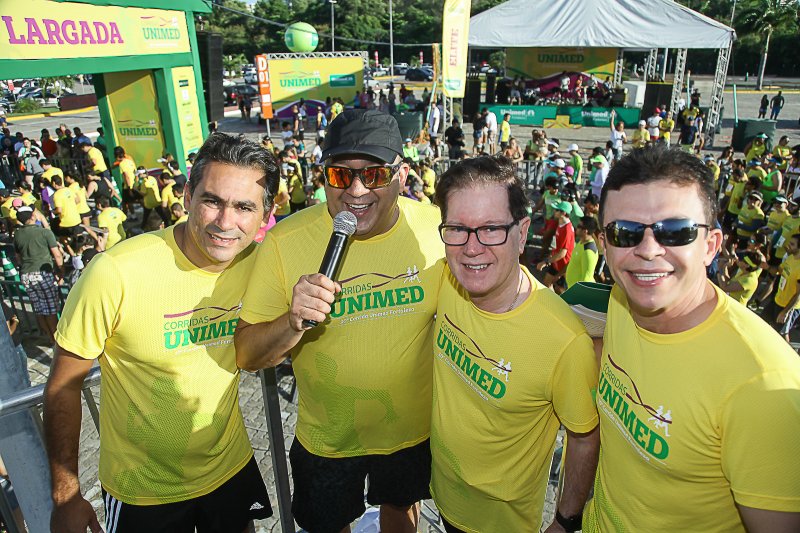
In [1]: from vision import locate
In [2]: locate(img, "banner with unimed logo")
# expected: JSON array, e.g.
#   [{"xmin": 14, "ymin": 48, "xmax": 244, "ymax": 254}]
[
  {"xmin": 104, "ymin": 70, "xmax": 166, "ymax": 170},
  {"xmin": 441, "ymin": 0, "xmax": 471, "ymax": 98}
]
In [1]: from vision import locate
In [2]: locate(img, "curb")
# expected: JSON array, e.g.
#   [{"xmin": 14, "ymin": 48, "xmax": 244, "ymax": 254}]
[{"xmin": 7, "ymin": 106, "xmax": 97, "ymax": 122}]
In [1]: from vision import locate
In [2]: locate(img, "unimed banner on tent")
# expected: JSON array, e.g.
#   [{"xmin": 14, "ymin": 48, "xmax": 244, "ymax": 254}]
[
  {"xmin": 171, "ymin": 66, "xmax": 204, "ymax": 159},
  {"xmin": 441, "ymin": 0, "xmax": 471, "ymax": 98},
  {"xmin": 268, "ymin": 55, "xmax": 363, "ymax": 115},
  {"xmin": 507, "ymin": 47, "xmax": 616, "ymax": 79},
  {"xmin": 0, "ymin": 0, "xmax": 190, "ymax": 60},
  {"xmin": 104, "ymin": 70, "xmax": 166, "ymax": 170}
]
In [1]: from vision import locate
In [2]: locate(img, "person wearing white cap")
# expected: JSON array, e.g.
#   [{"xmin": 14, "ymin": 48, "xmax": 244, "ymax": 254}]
[
  {"xmin": 567, "ymin": 144, "xmax": 583, "ymax": 185},
  {"xmin": 402, "ymin": 137, "xmax": 420, "ymax": 162},
  {"xmin": 632, "ymin": 120, "xmax": 648, "ymax": 149}
]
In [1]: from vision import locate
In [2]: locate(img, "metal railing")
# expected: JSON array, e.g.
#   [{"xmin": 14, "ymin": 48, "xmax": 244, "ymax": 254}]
[{"xmin": 435, "ymin": 159, "xmax": 547, "ymax": 193}]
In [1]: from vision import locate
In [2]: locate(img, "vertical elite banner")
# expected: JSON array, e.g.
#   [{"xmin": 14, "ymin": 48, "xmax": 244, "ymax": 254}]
[
  {"xmin": 255, "ymin": 54, "xmax": 273, "ymax": 119},
  {"xmin": 441, "ymin": 0, "xmax": 471, "ymax": 98},
  {"xmin": 104, "ymin": 70, "xmax": 166, "ymax": 170},
  {"xmin": 170, "ymin": 66, "xmax": 204, "ymax": 159}
]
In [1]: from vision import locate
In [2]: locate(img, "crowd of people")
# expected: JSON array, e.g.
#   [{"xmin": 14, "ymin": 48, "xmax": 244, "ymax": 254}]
[{"xmin": 0, "ymin": 97, "xmax": 798, "ymax": 533}]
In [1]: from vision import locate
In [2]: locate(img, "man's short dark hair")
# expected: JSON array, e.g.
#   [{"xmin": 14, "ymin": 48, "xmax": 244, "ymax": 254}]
[
  {"xmin": 544, "ymin": 176, "xmax": 559, "ymax": 189},
  {"xmin": 51, "ymin": 175, "xmax": 63, "ymax": 186},
  {"xmin": 580, "ymin": 216, "xmax": 598, "ymax": 234},
  {"xmin": 114, "ymin": 146, "xmax": 125, "ymax": 159},
  {"xmin": 599, "ymin": 146, "xmax": 717, "ymax": 225},
  {"xmin": 434, "ymin": 155, "xmax": 530, "ymax": 223},
  {"xmin": 96, "ymin": 195, "xmax": 111, "ymax": 209},
  {"xmin": 584, "ymin": 193, "xmax": 599, "ymax": 205},
  {"xmin": 188, "ymin": 132, "xmax": 280, "ymax": 213},
  {"xmin": 168, "ymin": 160, "xmax": 180, "ymax": 171},
  {"xmin": 40, "ymin": 158, "xmax": 51, "ymax": 166}
]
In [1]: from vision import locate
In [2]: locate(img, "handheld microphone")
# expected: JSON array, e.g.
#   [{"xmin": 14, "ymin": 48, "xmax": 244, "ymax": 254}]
[{"xmin": 302, "ymin": 210, "xmax": 358, "ymax": 328}]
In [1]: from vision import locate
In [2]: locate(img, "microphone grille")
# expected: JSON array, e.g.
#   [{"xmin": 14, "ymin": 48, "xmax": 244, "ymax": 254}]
[{"xmin": 333, "ymin": 211, "xmax": 358, "ymax": 236}]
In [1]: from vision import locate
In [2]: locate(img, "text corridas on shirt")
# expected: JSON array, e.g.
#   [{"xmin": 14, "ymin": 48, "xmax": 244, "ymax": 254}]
[
  {"xmin": 328, "ymin": 267, "xmax": 425, "ymax": 323},
  {"xmin": 598, "ymin": 356, "xmax": 670, "ymax": 461},
  {"xmin": 435, "ymin": 316, "xmax": 509, "ymax": 400}
]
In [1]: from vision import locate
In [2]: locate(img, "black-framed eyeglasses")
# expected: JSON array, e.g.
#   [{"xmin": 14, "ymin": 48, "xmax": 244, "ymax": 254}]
[
  {"xmin": 603, "ymin": 218, "xmax": 711, "ymax": 248},
  {"xmin": 439, "ymin": 220, "xmax": 521, "ymax": 246},
  {"xmin": 324, "ymin": 163, "xmax": 402, "ymax": 189}
]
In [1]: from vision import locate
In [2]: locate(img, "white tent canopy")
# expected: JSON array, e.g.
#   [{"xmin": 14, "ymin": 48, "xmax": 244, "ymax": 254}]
[{"xmin": 468, "ymin": 0, "xmax": 735, "ymax": 50}]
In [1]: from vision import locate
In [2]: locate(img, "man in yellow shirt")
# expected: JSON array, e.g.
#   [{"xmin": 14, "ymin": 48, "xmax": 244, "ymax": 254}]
[
  {"xmin": 50, "ymin": 175, "xmax": 82, "ymax": 236},
  {"xmin": 764, "ymin": 233, "xmax": 800, "ymax": 343},
  {"xmin": 235, "ymin": 109, "xmax": 444, "ymax": 533},
  {"xmin": 40, "ymin": 159, "xmax": 64, "ymax": 183},
  {"xmin": 96, "ymin": 195, "xmax": 127, "ymax": 248},
  {"xmin": 431, "ymin": 156, "xmax": 599, "ymax": 533},
  {"xmin": 44, "ymin": 133, "xmax": 280, "ymax": 532},
  {"xmin": 584, "ymin": 146, "xmax": 800, "ymax": 532},
  {"xmin": 81, "ymin": 141, "xmax": 108, "ymax": 175},
  {"xmin": 114, "ymin": 146, "xmax": 139, "ymax": 217},
  {"xmin": 136, "ymin": 168, "xmax": 161, "ymax": 230},
  {"xmin": 658, "ymin": 111, "xmax": 675, "ymax": 147}
]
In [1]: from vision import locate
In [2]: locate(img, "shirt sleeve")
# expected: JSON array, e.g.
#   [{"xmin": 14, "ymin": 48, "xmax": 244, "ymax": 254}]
[
  {"xmin": 239, "ymin": 232, "xmax": 291, "ymax": 324},
  {"xmin": 55, "ymin": 252, "xmax": 124, "ymax": 359},
  {"xmin": 550, "ymin": 332, "xmax": 600, "ymax": 433},
  {"xmin": 720, "ymin": 369, "xmax": 800, "ymax": 512}
]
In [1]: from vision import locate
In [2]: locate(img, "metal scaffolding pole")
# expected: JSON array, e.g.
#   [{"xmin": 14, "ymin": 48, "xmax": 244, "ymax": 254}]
[
  {"xmin": 613, "ymin": 49, "xmax": 624, "ymax": 87},
  {"xmin": 669, "ymin": 48, "xmax": 688, "ymax": 114},
  {"xmin": 706, "ymin": 41, "xmax": 733, "ymax": 147},
  {"xmin": 644, "ymin": 48, "xmax": 657, "ymax": 83}
]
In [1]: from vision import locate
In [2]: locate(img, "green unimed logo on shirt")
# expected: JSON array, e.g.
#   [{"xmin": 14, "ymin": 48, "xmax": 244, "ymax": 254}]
[
  {"xmin": 162, "ymin": 305, "xmax": 241, "ymax": 349},
  {"xmin": 436, "ymin": 319, "xmax": 508, "ymax": 400},
  {"xmin": 330, "ymin": 267, "xmax": 426, "ymax": 319},
  {"xmin": 598, "ymin": 358, "xmax": 670, "ymax": 460}
]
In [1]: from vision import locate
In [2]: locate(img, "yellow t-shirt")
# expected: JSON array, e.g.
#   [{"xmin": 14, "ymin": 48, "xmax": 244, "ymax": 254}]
[
  {"xmin": 565, "ymin": 239, "xmax": 599, "ymax": 288},
  {"xmin": 430, "ymin": 264, "xmax": 598, "ymax": 533},
  {"xmin": 632, "ymin": 129, "xmax": 648, "ymax": 149},
  {"xmin": 289, "ymin": 174, "xmax": 306, "ymax": 204},
  {"xmin": 118, "ymin": 158, "xmax": 137, "ymax": 189},
  {"xmin": 774, "ymin": 215, "xmax": 800, "ymax": 259},
  {"xmin": 658, "ymin": 118, "xmax": 674, "ymax": 141},
  {"xmin": 767, "ymin": 209, "xmax": 788, "ymax": 232},
  {"xmin": 745, "ymin": 143, "xmax": 766, "ymax": 162},
  {"xmin": 55, "ymin": 226, "xmax": 256, "ymax": 504},
  {"xmin": 87, "ymin": 146, "xmax": 108, "ymax": 173},
  {"xmin": 41, "ymin": 166, "xmax": 64, "ymax": 182},
  {"xmin": 97, "ymin": 207, "xmax": 127, "ymax": 248},
  {"xmin": 275, "ymin": 178, "xmax": 291, "ymax": 216},
  {"xmin": 584, "ymin": 284, "xmax": 800, "ymax": 532},
  {"xmin": 421, "ymin": 168, "xmax": 436, "ymax": 197},
  {"xmin": 69, "ymin": 182, "xmax": 90, "ymax": 215},
  {"xmin": 775, "ymin": 254, "xmax": 800, "ymax": 309},
  {"xmin": 52, "ymin": 187, "xmax": 81, "ymax": 228},
  {"xmin": 161, "ymin": 183, "xmax": 177, "ymax": 209},
  {"xmin": 729, "ymin": 267, "xmax": 762, "ymax": 305},
  {"xmin": 736, "ymin": 205, "xmax": 764, "ymax": 237},
  {"xmin": 240, "ymin": 198, "xmax": 445, "ymax": 457},
  {"xmin": 707, "ymin": 162, "xmax": 720, "ymax": 186},
  {"xmin": 726, "ymin": 180, "xmax": 747, "ymax": 216},
  {"xmin": 137, "ymin": 175, "xmax": 161, "ymax": 209}
]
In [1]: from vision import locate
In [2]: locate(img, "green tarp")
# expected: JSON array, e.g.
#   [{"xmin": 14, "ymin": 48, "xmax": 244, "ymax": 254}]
[{"xmin": 486, "ymin": 104, "xmax": 641, "ymax": 127}]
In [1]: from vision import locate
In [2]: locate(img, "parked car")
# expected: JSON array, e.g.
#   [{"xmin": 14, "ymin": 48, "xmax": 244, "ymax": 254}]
[
  {"xmin": 223, "ymin": 84, "xmax": 258, "ymax": 106},
  {"xmin": 0, "ymin": 98, "xmax": 12, "ymax": 113},
  {"xmin": 243, "ymin": 72, "xmax": 258, "ymax": 85},
  {"xmin": 22, "ymin": 87, "xmax": 75, "ymax": 103},
  {"xmin": 393, "ymin": 63, "xmax": 409, "ymax": 75},
  {"xmin": 405, "ymin": 68, "xmax": 433, "ymax": 82}
]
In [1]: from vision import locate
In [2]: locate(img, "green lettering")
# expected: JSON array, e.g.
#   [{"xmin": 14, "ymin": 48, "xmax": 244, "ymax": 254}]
[
  {"xmin": 460, "ymin": 354, "xmax": 480, "ymax": 382},
  {"xmin": 488, "ymin": 377, "xmax": 506, "ymax": 398},
  {"xmin": 633, "ymin": 418, "xmax": 649, "ymax": 448},
  {"xmin": 444, "ymin": 337, "xmax": 462, "ymax": 362},
  {"xmin": 227, "ymin": 318, "xmax": 239, "ymax": 333},
  {"xmin": 477, "ymin": 369, "xmax": 493, "ymax": 392},
  {"xmin": 646, "ymin": 429, "xmax": 669, "ymax": 459},
  {"xmin": 347, "ymin": 294, "xmax": 364, "ymax": 314},
  {"xmin": 622, "ymin": 406, "xmax": 636, "ymax": 434},
  {"xmin": 394, "ymin": 287, "xmax": 410, "ymax": 305},
  {"xmin": 207, "ymin": 320, "xmax": 228, "ymax": 339},
  {"xmin": 436, "ymin": 328, "xmax": 448, "ymax": 350},
  {"xmin": 409, "ymin": 285, "xmax": 424, "ymax": 303},
  {"xmin": 330, "ymin": 299, "xmax": 344, "ymax": 318},
  {"xmin": 164, "ymin": 331, "xmax": 180, "ymax": 349},
  {"xmin": 373, "ymin": 289, "xmax": 395, "ymax": 308}
]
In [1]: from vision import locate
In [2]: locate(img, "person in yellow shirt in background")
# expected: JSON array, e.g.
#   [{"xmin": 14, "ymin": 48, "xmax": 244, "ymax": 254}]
[
  {"xmin": 419, "ymin": 158, "xmax": 436, "ymax": 202},
  {"xmin": 584, "ymin": 145, "xmax": 800, "ymax": 533},
  {"xmin": 95, "ymin": 195, "xmax": 127, "ymax": 249},
  {"xmin": 743, "ymin": 132, "xmax": 768, "ymax": 161},
  {"xmin": 722, "ymin": 168, "xmax": 750, "ymax": 251},
  {"xmin": 80, "ymin": 140, "xmax": 108, "ymax": 176},
  {"xmin": 287, "ymin": 166, "xmax": 306, "ymax": 213},
  {"xmin": 735, "ymin": 190, "xmax": 766, "ymax": 249},
  {"xmin": 170, "ymin": 202, "xmax": 187, "ymax": 224},
  {"xmin": 658, "ymin": 111, "xmax": 675, "ymax": 147},
  {"xmin": 273, "ymin": 173, "xmax": 291, "ymax": 222},
  {"xmin": 631, "ymin": 120, "xmax": 649, "ymax": 149},
  {"xmin": 65, "ymin": 173, "xmax": 91, "ymax": 227},
  {"xmin": 767, "ymin": 195, "xmax": 790, "ymax": 233},
  {"xmin": 703, "ymin": 154, "xmax": 720, "ymax": 191},
  {"xmin": 50, "ymin": 175, "xmax": 82, "ymax": 236},
  {"xmin": 114, "ymin": 146, "xmax": 139, "ymax": 219},
  {"xmin": 40, "ymin": 159, "xmax": 64, "ymax": 183},
  {"xmin": 773, "ymin": 135, "xmax": 791, "ymax": 170},
  {"xmin": 764, "ymin": 232, "xmax": 800, "ymax": 343},
  {"xmin": 430, "ymin": 156, "xmax": 598, "ymax": 533},
  {"xmin": 717, "ymin": 246, "xmax": 765, "ymax": 306},
  {"xmin": 136, "ymin": 168, "xmax": 161, "ymax": 229},
  {"xmin": 44, "ymin": 133, "xmax": 279, "ymax": 533},
  {"xmin": 499, "ymin": 112, "xmax": 512, "ymax": 151},
  {"xmin": 566, "ymin": 216, "xmax": 599, "ymax": 288}
]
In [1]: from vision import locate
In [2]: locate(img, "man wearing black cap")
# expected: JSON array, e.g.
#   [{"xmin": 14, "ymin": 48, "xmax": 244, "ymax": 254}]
[{"xmin": 236, "ymin": 109, "xmax": 445, "ymax": 533}]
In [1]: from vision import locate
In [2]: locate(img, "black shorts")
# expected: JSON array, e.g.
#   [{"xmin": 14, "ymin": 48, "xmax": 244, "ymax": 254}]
[
  {"xmin": 722, "ymin": 211, "xmax": 738, "ymax": 231},
  {"xmin": 289, "ymin": 438, "xmax": 431, "ymax": 533},
  {"xmin": 53, "ymin": 221, "xmax": 84, "ymax": 238},
  {"xmin": 101, "ymin": 455, "xmax": 271, "ymax": 533},
  {"xmin": 768, "ymin": 254, "xmax": 782, "ymax": 267},
  {"xmin": 122, "ymin": 187, "xmax": 141, "ymax": 204},
  {"xmin": 545, "ymin": 264, "xmax": 560, "ymax": 277}
]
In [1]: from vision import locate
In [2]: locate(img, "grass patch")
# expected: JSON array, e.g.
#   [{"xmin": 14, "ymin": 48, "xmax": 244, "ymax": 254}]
[{"xmin": 8, "ymin": 105, "xmax": 60, "ymax": 118}]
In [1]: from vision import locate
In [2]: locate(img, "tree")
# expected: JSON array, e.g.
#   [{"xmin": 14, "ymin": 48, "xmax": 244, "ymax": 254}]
[
  {"xmin": 41, "ymin": 76, "xmax": 74, "ymax": 104},
  {"xmin": 736, "ymin": 0, "xmax": 799, "ymax": 90}
]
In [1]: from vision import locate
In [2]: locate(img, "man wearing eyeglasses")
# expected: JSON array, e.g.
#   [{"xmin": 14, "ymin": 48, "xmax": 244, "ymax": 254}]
[
  {"xmin": 235, "ymin": 109, "xmax": 444, "ymax": 533},
  {"xmin": 430, "ymin": 156, "xmax": 599, "ymax": 533},
  {"xmin": 583, "ymin": 146, "xmax": 800, "ymax": 532}
]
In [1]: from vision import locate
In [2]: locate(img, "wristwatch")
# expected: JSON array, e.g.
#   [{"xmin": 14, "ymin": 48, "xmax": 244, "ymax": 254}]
[{"xmin": 555, "ymin": 510, "xmax": 583, "ymax": 532}]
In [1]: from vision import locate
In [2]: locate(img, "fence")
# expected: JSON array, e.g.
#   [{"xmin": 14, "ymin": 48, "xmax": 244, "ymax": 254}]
[
  {"xmin": 0, "ymin": 155, "xmax": 98, "ymax": 188},
  {"xmin": 435, "ymin": 159, "xmax": 548, "ymax": 193}
]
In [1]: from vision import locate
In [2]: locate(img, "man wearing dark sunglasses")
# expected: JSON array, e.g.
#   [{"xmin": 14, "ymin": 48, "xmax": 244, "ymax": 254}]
[
  {"xmin": 583, "ymin": 146, "xmax": 800, "ymax": 532},
  {"xmin": 235, "ymin": 109, "xmax": 445, "ymax": 533},
  {"xmin": 430, "ymin": 156, "xmax": 599, "ymax": 533}
]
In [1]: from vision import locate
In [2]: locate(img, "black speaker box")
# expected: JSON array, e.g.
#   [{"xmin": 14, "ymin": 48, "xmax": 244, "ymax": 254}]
[
  {"xmin": 462, "ymin": 76, "xmax": 482, "ymax": 119},
  {"xmin": 196, "ymin": 32, "xmax": 224, "ymax": 123},
  {"xmin": 643, "ymin": 82, "xmax": 674, "ymax": 115}
]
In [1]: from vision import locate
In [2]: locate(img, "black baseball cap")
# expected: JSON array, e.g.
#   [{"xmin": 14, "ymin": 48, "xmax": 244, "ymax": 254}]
[{"xmin": 321, "ymin": 109, "xmax": 403, "ymax": 164}]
